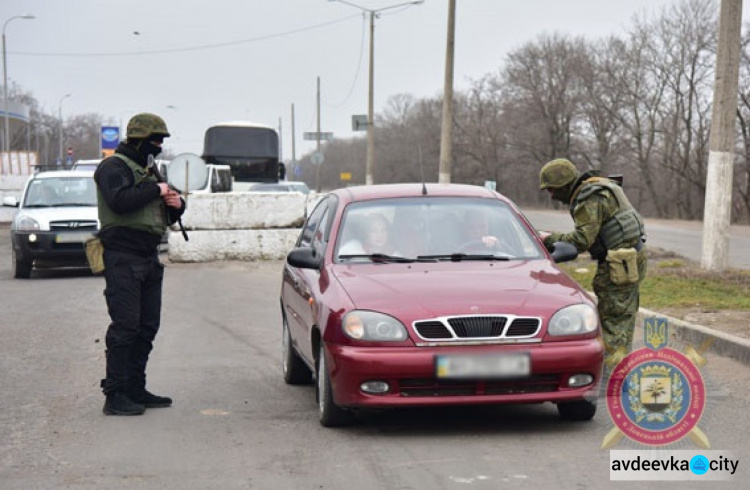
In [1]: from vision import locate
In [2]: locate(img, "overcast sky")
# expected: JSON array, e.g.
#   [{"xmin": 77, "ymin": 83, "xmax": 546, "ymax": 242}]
[{"xmin": 3, "ymin": 0, "xmax": 748, "ymax": 161}]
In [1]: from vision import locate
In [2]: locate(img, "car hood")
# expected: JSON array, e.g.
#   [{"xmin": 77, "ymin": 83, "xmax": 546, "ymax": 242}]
[
  {"xmin": 15, "ymin": 206, "xmax": 99, "ymax": 231},
  {"xmin": 331, "ymin": 260, "xmax": 589, "ymax": 320}
]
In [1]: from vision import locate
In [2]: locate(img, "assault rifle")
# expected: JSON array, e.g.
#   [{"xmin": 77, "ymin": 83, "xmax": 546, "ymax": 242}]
[
  {"xmin": 608, "ymin": 174, "xmax": 624, "ymax": 186},
  {"xmin": 147, "ymin": 155, "xmax": 189, "ymax": 242}
]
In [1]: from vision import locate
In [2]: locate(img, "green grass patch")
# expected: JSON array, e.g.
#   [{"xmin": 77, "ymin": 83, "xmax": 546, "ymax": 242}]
[{"xmin": 557, "ymin": 254, "xmax": 750, "ymax": 311}]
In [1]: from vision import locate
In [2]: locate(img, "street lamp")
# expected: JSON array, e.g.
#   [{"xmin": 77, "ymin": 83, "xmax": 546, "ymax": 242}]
[
  {"xmin": 328, "ymin": 0, "xmax": 424, "ymax": 185},
  {"xmin": 2, "ymin": 13, "xmax": 35, "ymax": 157},
  {"xmin": 58, "ymin": 93, "xmax": 71, "ymax": 165}
]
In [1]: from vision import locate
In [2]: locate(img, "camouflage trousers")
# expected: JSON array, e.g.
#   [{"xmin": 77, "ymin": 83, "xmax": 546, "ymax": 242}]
[{"xmin": 593, "ymin": 248, "xmax": 648, "ymax": 369}]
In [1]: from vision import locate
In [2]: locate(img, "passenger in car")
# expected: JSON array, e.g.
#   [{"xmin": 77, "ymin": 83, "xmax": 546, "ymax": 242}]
[
  {"xmin": 340, "ymin": 213, "xmax": 401, "ymax": 257},
  {"xmin": 461, "ymin": 212, "xmax": 501, "ymax": 250}
]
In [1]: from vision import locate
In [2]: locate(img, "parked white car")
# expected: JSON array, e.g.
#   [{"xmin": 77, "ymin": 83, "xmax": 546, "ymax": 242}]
[{"xmin": 3, "ymin": 170, "xmax": 99, "ymax": 278}]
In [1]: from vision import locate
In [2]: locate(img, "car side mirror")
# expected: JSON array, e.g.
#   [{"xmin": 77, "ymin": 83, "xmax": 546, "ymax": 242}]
[
  {"xmin": 3, "ymin": 196, "xmax": 19, "ymax": 208},
  {"xmin": 551, "ymin": 241, "xmax": 578, "ymax": 263},
  {"xmin": 287, "ymin": 247, "xmax": 322, "ymax": 270}
]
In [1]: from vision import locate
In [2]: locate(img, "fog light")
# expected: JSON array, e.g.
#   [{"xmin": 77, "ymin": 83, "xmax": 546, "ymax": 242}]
[
  {"xmin": 568, "ymin": 374, "xmax": 594, "ymax": 387},
  {"xmin": 28, "ymin": 234, "xmax": 37, "ymax": 243},
  {"xmin": 360, "ymin": 381, "xmax": 389, "ymax": 394}
]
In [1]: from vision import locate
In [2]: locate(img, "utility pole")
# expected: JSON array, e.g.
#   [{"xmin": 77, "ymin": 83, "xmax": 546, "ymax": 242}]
[
  {"xmin": 278, "ymin": 116, "xmax": 283, "ymax": 163},
  {"xmin": 366, "ymin": 11, "xmax": 375, "ymax": 185},
  {"xmin": 316, "ymin": 76, "xmax": 322, "ymax": 193},
  {"xmin": 291, "ymin": 103, "xmax": 296, "ymax": 163},
  {"xmin": 438, "ymin": 0, "xmax": 456, "ymax": 183},
  {"xmin": 701, "ymin": 0, "xmax": 743, "ymax": 271}
]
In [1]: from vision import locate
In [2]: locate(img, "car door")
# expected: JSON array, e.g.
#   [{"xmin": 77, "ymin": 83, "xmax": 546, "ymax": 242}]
[{"xmin": 282, "ymin": 197, "xmax": 334, "ymax": 362}]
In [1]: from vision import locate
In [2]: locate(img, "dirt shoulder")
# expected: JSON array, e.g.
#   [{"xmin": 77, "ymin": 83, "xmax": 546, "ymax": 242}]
[{"xmin": 562, "ymin": 247, "xmax": 750, "ymax": 341}]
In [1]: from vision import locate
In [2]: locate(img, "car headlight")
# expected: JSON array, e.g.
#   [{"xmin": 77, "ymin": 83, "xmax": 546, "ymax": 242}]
[
  {"xmin": 342, "ymin": 311, "xmax": 408, "ymax": 341},
  {"xmin": 16, "ymin": 216, "xmax": 40, "ymax": 231},
  {"xmin": 547, "ymin": 304, "xmax": 598, "ymax": 336}
]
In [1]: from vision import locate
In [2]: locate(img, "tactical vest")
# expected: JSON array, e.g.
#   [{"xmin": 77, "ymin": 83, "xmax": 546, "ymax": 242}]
[
  {"xmin": 569, "ymin": 177, "xmax": 645, "ymax": 258},
  {"xmin": 97, "ymin": 153, "xmax": 167, "ymax": 236}
]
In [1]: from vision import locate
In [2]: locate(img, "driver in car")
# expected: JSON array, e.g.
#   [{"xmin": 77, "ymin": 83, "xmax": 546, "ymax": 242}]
[{"xmin": 462, "ymin": 212, "xmax": 500, "ymax": 250}]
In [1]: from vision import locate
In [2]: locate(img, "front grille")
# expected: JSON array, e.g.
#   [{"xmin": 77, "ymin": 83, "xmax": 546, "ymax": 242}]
[
  {"xmin": 399, "ymin": 374, "xmax": 560, "ymax": 397},
  {"xmin": 505, "ymin": 318, "xmax": 541, "ymax": 337},
  {"xmin": 49, "ymin": 220, "xmax": 98, "ymax": 231},
  {"xmin": 447, "ymin": 316, "xmax": 506, "ymax": 338},
  {"xmin": 413, "ymin": 315, "xmax": 541, "ymax": 341}
]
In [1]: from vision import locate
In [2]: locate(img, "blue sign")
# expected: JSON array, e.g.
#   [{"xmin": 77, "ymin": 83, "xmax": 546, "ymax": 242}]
[{"xmin": 101, "ymin": 126, "xmax": 120, "ymax": 151}]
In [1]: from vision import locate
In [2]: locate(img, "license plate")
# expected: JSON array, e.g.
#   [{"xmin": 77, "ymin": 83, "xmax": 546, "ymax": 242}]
[
  {"xmin": 55, "ymin": 232, "xmax": 93, "ymax": 243},
  {"xmin": 436, "ymin": 353, "xmax": 530, "ymax": 379}
]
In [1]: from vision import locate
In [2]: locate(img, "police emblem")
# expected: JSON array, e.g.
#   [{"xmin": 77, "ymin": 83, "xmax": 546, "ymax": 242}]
[{"xmin": 602, "ymin": 317, "xmax": 712, "ymax": 449}]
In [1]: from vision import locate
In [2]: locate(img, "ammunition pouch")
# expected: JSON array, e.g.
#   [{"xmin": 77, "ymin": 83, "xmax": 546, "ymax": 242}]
[
  {"xmin": 85, "ymin": 237, "xmax": 105, "ymax": 275},
  {"xmin": 605, "ymin": 247, "xmax": 639, "ymax": 285}
]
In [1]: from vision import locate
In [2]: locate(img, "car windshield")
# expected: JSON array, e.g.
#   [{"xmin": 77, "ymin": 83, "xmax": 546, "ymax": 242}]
[
  {"xmin": 335, "ymin": 197, "xmax": 544, "ymax": 262},
  {"xmin": 23, "ymin": 176, "xmax": 98, "ymax": 208}
]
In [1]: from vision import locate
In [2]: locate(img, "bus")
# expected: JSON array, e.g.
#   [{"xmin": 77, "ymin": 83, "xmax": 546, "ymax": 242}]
[{"xmin": 202, "ymin": 122, "xmax": 285, "ymax": 184}]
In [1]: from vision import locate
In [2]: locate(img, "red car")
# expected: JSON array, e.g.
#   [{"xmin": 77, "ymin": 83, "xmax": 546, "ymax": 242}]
[{"xmin": 281, "ymin": 184, "xmax": 604, "ymax": 427}]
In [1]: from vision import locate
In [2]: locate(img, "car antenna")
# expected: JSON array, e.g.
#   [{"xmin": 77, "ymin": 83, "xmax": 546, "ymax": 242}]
[{"xmin": 418, "ymin": 143, "xmax": 428, "ymax": 195}]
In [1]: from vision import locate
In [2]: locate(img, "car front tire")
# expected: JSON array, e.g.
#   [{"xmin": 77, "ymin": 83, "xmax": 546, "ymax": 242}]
[
  {"xmin": 317, "ymin": 343, "xmax": 354, "ymax": 427},
  {"xmin": 12, "ymin": 248, "xmax": 32, "ymax": 279},
  {"xmin": 282, "ymin": 318, "xmax": 312, "ymax": 385},
  {"xmin": 557, "ymin": 398, "xmax": 597, "ymax": 421}
]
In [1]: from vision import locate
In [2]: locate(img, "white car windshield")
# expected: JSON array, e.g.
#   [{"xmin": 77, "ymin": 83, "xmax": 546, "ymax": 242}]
[
  {"xmin": 23, "ymin": 176, "xmax": 98, "ymax": 208},
  {"xmin": 335, "ymin": 197, "xmax": 544, "ymax": 262}
]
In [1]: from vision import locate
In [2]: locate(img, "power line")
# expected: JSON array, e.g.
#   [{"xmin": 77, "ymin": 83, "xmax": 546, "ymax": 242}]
[
  {"xmin": 9, "ymin": 14, "xmax": 362, "ymax": 57},
  {"xmin": 325, "ymin": 12, "xmax": 367, "ymax": 109}
]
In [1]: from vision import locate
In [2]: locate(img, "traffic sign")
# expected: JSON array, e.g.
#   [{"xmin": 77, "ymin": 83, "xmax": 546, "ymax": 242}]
[
  {"xmin": 352, "ymin": 115, "xmax": 368, "ymax": 132},
  {"xmin": 310, "ymin": 151, "xmax": 325, "ymax": 166},
  {"xmin": 340, "ymin": 172, "xmax": 352, "ymax": 181},
  {"xmin": 303, "ymin": 132, "xmax": 334, "ymax": 141}
]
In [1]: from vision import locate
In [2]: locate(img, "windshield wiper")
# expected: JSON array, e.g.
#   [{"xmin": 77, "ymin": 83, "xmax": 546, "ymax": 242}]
[
  {"xmin": 416, "ymin": 253, "xmax": 511, "ymax": 262},
  {"xmin": 339, "ymin": 253, "xmax": 415, "ymax": 263}
]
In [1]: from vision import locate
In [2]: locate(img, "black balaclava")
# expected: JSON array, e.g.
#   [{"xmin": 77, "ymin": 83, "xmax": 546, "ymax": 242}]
[
  {"xmin": 139, "ymin": 140, "xmax": 162, "ymax": 160},
  {"xmin": 550, "ymin": 182, "xmax": 574, "ymax": 204}
]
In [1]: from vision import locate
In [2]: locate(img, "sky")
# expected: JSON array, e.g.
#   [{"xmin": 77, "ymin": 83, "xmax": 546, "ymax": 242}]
[{"xmin": 3, "ymin": 0, "xmax": 748, "ymax": 162}]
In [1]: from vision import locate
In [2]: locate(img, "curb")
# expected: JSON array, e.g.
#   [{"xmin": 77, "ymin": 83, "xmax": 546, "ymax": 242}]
[{"xmin": 640, "ymin": 307, "xmax": 750, "ymax": 366}]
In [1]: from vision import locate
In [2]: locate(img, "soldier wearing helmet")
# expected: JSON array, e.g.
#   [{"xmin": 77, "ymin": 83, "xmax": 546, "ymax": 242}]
[
  {"xmin": 539, "ymin": 158, "xmax": 647, "ymax": 370},
  {"xmin": 94, "ymin": 113, "xmax": 184, "ymax": 416}
]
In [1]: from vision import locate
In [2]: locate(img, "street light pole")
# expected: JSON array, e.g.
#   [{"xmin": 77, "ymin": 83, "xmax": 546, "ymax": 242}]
[
  {"xmin": 2, "ymin": 14, "xmax": 35, "ymax": 158},
  {"xmin": 328, "ymin": 0, "xmax": 424, "ymax": 185},
  {"xmin": 58, "ymin": 93, "xmax": 71, "ymax": 165}
]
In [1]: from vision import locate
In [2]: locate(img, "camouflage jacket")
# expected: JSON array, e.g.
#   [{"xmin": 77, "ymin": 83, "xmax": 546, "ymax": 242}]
[{"xmin": 543, "ymin": 173, "xmax": 643, "ymax": 259}]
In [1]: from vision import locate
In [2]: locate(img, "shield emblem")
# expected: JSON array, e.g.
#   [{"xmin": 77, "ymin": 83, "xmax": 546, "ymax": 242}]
[
  {"xmin": 640, "ymin": 375, "xmax": 672, "ymax": 412},
  {"xmin": 644, "ymin": 317, "xmax": 668, "ymax": 351}
]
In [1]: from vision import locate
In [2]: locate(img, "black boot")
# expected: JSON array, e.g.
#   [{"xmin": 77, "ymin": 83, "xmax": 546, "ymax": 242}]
[
  {"xmin": 129, "ymin": 388, "xmax": 172, "ymax": 408},
  {"xmin": 103, "ymin": 392, "xmax": 145, "ymax": 416}
]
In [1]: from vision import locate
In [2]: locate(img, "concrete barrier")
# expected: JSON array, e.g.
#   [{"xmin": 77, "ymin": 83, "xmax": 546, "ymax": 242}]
[
  {"xmin": 168, "ymin": 228, "xmax": 300, "ymax": 262},
  {"xmin": 179, "ymin": 192, "xmax": 309, "ymax": 230},
  {"xmin": 167, "ymin": 191, "xmax": 324, "ymax": 262}
]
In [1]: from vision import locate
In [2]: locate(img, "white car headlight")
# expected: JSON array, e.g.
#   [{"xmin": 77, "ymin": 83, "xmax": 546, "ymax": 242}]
[
  {"xmin": 342, "ymin": 311, "xmax": 408, "ymax": 341},
  {"xmin": 547, "ymin": 304, "xmax": 598, "ymax": 336},
  {"xmin": 16, "ymin": 216, "xmax": 40, "ymax": 231}
]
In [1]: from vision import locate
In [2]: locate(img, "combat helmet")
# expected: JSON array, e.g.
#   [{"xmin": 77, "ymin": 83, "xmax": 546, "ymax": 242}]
[
  {"xmin": 539, "ymin": 158, "xmax": 579, "ymax": 190},
  {"xmin": 126, "ymin": 113, "xmax": 171, "ymax": 140}
]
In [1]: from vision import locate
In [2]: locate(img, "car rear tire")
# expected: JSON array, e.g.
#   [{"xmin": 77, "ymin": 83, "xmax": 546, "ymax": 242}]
[
  {"xmin": 557, "ymin": 398, "xmax": 597, "ymax": 421},
  {"xmin": 12, "ymin": 249, "xmax": 32, "ymax": 279},
  {"xmin": 283, "ymin": 319, "xmax": 312, "ymax": 385},
  {"xmin": 317, "ymin": 343, "xmax": 354, "ymax": 427}
]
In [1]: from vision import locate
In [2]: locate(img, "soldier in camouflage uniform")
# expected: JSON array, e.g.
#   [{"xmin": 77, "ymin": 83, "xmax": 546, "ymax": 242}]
[{"xmin": 539, "ymin": 158, "xmax": 647, "ymax": 369}]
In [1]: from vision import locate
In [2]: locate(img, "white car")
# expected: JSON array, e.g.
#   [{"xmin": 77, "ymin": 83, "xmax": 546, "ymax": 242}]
[{"xmin": 3, "ymin": 170, "xmax": 99, "ymax": 278}]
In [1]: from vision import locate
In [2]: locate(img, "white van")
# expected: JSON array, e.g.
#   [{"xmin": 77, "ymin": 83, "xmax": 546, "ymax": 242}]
[{"xmin": 160, "ymin": 162, "xmax": 232, "ymax": 194}]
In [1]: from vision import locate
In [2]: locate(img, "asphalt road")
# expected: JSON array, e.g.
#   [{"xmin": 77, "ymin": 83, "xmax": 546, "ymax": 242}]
[
  {"xmin": 1, "ymin": 230, "xmax": 749, "ymax": 489},
  {"xmin": 523, "ymin": 209, "xmax": 750, "ymax": 269}
]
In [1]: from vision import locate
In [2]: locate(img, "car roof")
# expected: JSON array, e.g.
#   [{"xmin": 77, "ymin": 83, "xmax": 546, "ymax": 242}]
[
  {"xmin": 32, "ymin": 170, "xmax": 95, "ymax": 179},
  {"xmin": 330, "ymin": 183, "xmax": 507, "ymax": 204}
]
